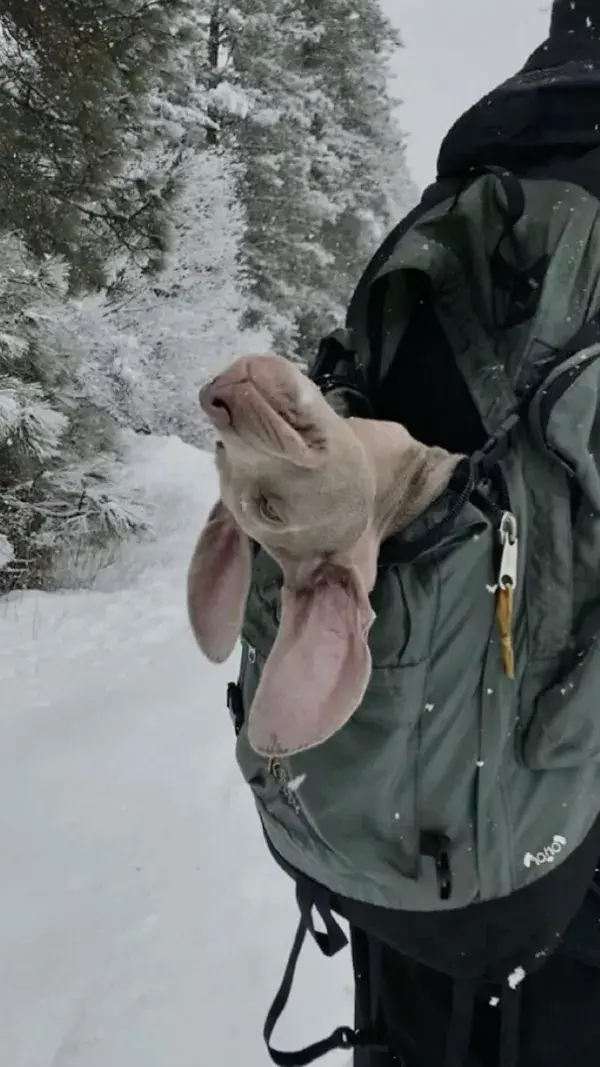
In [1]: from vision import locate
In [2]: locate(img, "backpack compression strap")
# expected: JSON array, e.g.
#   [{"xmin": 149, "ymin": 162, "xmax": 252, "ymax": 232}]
[{"xmin": 264, "ymin": 879, "xmax": 389, "ymax": 1066}]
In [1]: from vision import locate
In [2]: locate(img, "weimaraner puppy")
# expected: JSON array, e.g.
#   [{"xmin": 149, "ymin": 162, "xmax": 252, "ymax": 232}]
[{"xmin": 188, "ymin": 354, "xmax": 461, "ymax": 758}]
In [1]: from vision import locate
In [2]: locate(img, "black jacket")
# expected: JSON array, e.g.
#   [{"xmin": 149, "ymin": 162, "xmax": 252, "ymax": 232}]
[{"xmin": 437, "ymin": 22, "xmax": 600, "ymax": 178}]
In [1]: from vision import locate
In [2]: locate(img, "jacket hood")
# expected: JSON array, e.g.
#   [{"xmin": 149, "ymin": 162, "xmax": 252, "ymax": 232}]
[{"xmin": 437, "ymin": 35, "xmax": 600, "ymax": 179}]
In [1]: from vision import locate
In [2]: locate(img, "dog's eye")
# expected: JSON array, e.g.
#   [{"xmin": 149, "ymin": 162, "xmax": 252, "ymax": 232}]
[{"xmin": 258, "ymin": 494, "xmax": 283, "ymax": 523}]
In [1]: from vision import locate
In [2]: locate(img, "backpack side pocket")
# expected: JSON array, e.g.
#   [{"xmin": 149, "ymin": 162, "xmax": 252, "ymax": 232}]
[{"xmin": 522, "ymin": 633, "xmax": 600, "ymax": 769}]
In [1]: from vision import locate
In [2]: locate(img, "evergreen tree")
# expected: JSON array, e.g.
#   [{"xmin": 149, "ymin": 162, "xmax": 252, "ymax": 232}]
[
  {"xmin": 0, "ymin": 236, "xmax": 147, "ymax": 592},
  {"xmin": 297, "ymin": 0, "xmax": 417, "ymax": 361},
  {"xmin": 0, "ymin": 0, "xmax": 184, "ymax": 289},
  {"xmin": 0, "ymin": 1, "xmax": 192, "ymax": 591},
  {"xmin": 112, "ymin": 146, "xmax": 258, "ymax": 445},
  {"xmin": 102, "ymin": 0, "xmax": 262, "ymax": 444},
  {"xmin": 219, "ymin": 0, "xmax": 416, "ymax": 362},
  {"xmin": 219, "ymin": 0, "xmax": 327, "ymax": 358}
]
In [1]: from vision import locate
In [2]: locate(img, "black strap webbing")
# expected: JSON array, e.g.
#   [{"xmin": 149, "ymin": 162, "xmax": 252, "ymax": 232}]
[
  {"xmin": 264, "ymin": 881, "xmax": 388, "ymax": 1066},
  {"xmin": 499, "ymin": 983, "xmax": 523, "ymax": 1067},
  {"xmin": 444, "ymin": 980, "xmax": 476, "ymax": 1067}
]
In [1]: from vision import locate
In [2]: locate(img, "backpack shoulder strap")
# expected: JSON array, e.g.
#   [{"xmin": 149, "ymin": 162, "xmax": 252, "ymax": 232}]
[
  {"xmin": 263, "ymin": 878, "xmax": 389, "ymax": 1066},
  {"xmin": 308, "ymin": 177, "xmax": 461, "ymax": 412},
  {"xmin": 345, "ymin": 177, "xmax": 461, "ymax": 334}
]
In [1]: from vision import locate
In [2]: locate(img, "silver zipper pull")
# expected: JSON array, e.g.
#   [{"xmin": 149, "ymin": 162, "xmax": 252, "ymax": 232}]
[
  {"xmin": 498, "ymin": 512, "xmax": 518, "ymax": 590},
  {"xmin": 496, "ymin": 512, "xmax": 518, "ymax": 679}
]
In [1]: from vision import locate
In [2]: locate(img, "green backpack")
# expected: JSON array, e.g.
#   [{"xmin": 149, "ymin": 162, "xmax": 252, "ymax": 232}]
[{"xmin": 227, "ymin": 153, "xmax": 600, "ymax": 1065}]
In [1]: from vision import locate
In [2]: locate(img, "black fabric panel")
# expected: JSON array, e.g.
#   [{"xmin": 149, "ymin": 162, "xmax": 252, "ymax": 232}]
[
  {"xmin": 351, "ymin": 913, "xmax": 600, "ymax": 1067},
  {"xmin": 551, "ymin": 0, "xmax": 600, "ymax": 39},
  {"xmin": 438, "ymin": 84, "xmax": 600, "ymax": 181},
  {"xmin": 374, "ymin": 276, "xmax": 485, "ymax": 456},
  {"xmin": 352, "ymin": 928, "xmax": 400, "ymax": 1067},
  {"xmin": 352, "ymin": 930, "xmax": 496, "ymax": 1067}
]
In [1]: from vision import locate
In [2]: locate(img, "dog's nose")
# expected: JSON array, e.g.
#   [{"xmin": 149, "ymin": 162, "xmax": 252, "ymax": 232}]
[
  {"xmin": 199, "ymin": 378, "xmax": 235, "ymax": 428},
  {"xmin": 199, "ymin": 361, "xmax": 252, "ymax": 429}
]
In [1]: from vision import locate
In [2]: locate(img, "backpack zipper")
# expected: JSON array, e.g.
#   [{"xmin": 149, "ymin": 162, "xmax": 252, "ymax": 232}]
[
  {"xmin": 496, "ymin": 512, "xmax": 519, "ymax": 680},
  {"xmin": 498, "ymin": 512, "xmax": 518, "ymax": 590},
  {"xmin": 379, "ymin": 456, "xmax": 477, "ymax": 567},
  {"xmin": 420, "ymin": 830, "xmax": 453, "ymax": 900},
  {"xmin": 529, "ymin": 342, "xmax": 600, "ymax": 440},
  {"xmin": 470, "ymin": 459, "xmax": 519, "ymax": 678},
  {"xmin": 238, "ymin": 641, "xmax": 335, "ymax": 853}
]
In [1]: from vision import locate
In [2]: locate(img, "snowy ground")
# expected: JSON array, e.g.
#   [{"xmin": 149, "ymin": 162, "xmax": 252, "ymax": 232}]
[{"xmin": 0, "ymin": 436, "xmax": 351, "ymax": 1067}]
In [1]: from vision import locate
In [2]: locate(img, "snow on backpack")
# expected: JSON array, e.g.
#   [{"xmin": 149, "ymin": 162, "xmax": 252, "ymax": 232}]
[{"xmin": 223, "ymin": 152, "xmax": 600, "ymax": 1065}]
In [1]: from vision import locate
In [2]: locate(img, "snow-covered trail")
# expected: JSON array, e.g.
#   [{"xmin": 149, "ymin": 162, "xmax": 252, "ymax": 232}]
[{"xmin": 0, "ymin": 437, "xmax": 351, "ymax": 1067}]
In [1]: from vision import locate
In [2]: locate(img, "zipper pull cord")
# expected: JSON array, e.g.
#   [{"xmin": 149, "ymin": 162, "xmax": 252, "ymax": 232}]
[{"xmin": 496, "ymin": 512, "xmax": 518, "ymax": 680}]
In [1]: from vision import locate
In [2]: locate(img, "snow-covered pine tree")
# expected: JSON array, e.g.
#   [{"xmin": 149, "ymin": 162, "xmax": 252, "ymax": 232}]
[
  {"xmin": 218, "ymin": 0, "xmax": 329, "ymax": 360},
  {"xmin": 101, "ymin": 0, "xmax": 215, "ymax": 305},
  {"xmin": 219, "ymin": 0, "xmax": 416, "ymax": 364},
  {"xmin": 0, "ymin": 2, "xmax": 198, "ymax": 592},
  {"xmin": 0, "ymin": 236, "xmax": 148, "ymax": 593},
  {"xmin": 102, "ymin": 0, "xmax": 267, "ymax": 444},
  {"xmin": 296, "ymin": 0, "xmax": 418, "ymax": 363},
  {"xmin": 112, "ymin": 147, "xmax": 255, "ymax": 445},
  {"xmin": 0, "ymin": 0, "xmax": 184, "ymax": 289}
]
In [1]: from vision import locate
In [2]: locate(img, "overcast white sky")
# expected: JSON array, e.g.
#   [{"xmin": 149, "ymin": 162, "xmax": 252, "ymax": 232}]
[{"xmin": 380, "ymin": 0, "xmax": 551, "ymax": 190}]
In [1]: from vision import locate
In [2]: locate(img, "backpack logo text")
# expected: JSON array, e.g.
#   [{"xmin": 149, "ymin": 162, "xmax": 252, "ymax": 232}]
[{"xmin": 523, "ymin": 836, "xmax": 567, "ymax": 868}]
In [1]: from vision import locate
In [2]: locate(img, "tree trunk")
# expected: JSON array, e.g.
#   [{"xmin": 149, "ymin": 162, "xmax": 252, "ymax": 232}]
[{"xmin": 207, "ymin": 2, "xmax": 220, "ymax": 146}]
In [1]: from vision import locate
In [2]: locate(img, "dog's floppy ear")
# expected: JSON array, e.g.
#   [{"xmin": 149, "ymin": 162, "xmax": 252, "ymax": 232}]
[
  {"xmin": 187, "ymin": 500, "xmax": 252, "ymax": 663},
  {"xmin": 247, "ymin": 558, "xmax": 376, "ymax": 757}
]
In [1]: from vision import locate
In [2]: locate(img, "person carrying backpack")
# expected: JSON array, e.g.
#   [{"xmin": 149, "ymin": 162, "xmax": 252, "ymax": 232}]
[{"xmin": 201, "ymin": 2, "xmax": 600, "ymax": 1064}]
